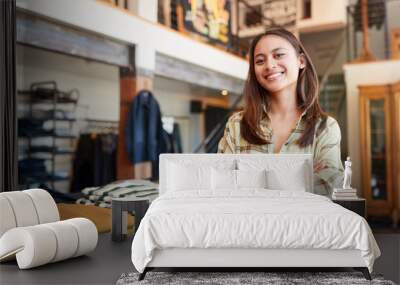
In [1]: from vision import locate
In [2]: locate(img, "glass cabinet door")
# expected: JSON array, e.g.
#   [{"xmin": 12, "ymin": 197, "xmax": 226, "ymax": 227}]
[
  {"xmin": 360, "ymin": 84, "xmax": 396, "ymax": 220},
  {"xmin": 369, "ymin": 99, "xmax": 387, "ymax": 200}
]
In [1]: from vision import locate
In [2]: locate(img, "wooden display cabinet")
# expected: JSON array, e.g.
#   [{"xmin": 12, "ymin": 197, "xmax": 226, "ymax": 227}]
[{"xmin": 359, "ymin": 82, "xmax": 400, "ymax": 225}]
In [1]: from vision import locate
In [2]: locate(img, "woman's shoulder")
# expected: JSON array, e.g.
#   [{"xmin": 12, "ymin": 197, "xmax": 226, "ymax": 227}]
[
  {"xmin": 324, "ymin": 116, "xmax": 340, "ymax": 132},
  {"xmin": 227, "ymin": 111, "xmax": 244, "ymax": 123},
  {"xmin": 224, "ymin": 111, "xmax": 244, "ymax": 130},
  {"xmin": 316, "ymin": 115, "xmax": 341, "ymax": 140},
  {"xmin": 223, "ymin": 111, "xmax": 244, "ymax": 138}
]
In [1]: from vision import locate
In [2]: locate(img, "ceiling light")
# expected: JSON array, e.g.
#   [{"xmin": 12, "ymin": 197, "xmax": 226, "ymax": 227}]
[{"xmin": 221, "ymin": 90, "xmax": 229, "ymax": 96}]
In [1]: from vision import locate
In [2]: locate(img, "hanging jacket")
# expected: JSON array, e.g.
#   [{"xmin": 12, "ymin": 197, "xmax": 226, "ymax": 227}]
[{"xmin": 125, "ymin": 90, "xmax": 165, "ymax": 164}]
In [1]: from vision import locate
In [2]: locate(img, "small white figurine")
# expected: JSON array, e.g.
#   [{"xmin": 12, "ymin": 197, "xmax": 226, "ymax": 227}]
[{"xmin": 343, "ymin": 156, "xmax": 352, "ymax": 189}]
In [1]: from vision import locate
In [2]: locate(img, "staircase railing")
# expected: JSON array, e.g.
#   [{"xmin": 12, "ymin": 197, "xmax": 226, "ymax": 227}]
[{"xmin": 193, "ymin": 94, "xmax": 244, "ymax": 153}]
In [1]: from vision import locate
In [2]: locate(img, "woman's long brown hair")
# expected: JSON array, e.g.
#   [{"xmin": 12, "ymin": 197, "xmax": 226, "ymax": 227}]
[{"xmin": 241, "ymin": 27, "xmax": 327, "ymax": 147}]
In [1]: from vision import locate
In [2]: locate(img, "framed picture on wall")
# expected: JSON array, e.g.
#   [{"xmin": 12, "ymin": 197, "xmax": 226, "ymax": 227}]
[{"xmin": 180, "ymin": 0, "xmax": 231, "ymax": 45}]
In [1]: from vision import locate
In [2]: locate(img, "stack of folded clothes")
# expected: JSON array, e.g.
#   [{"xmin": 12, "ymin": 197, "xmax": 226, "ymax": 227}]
[
  {"xmin": 18, "ymin": 158, "xmax": 70, "ymax": 185},
  {"xmin": 18, "ymin": 118, "xmax": 75, "ymax": 138},
  {"xmin": 332, "ymin": 188, "xmax": 358, "ymax": 200},
  {"xmin": 33, "ymin": 109, "xmax": 76, "ymax": 121},
  {"xmin": 76, "ymin": 179, "xmax": 159, "ymax": 208},
  {"xmin": 18, "ymin": 118, "xmax": 53, "ymax": 137}
]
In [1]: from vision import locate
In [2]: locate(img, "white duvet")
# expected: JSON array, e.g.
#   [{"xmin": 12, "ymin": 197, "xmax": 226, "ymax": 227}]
[{"xmin": 131, "ymin": 190, "xmax": 380, "ymax": 273}]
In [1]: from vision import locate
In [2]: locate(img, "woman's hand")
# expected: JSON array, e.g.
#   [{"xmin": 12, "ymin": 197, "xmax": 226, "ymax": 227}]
[{"xmin": 314, "ymin": 161, "xmax": 327, "ymax": 172}]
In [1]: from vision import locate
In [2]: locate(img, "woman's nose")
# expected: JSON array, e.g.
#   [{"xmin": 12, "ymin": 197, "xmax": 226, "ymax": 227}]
[{"xmin": 265, "ymin": 57, "xmax": 277, "ymax": 70}]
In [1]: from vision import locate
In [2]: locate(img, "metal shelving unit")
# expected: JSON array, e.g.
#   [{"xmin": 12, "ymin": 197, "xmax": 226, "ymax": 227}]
[{"xmin": 18, "ymin": 81, "xmax": 79, "ymax": 189}]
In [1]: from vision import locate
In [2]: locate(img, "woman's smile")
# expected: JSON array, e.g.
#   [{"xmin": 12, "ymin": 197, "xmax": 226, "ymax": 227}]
[{"xmin": 264, "ymin": 71, "xmax": 285, "ymax": 81}]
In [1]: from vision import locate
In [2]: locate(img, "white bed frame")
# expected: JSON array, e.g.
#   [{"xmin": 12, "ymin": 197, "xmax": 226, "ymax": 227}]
[
  {"xmin": 139, "ymin": 154, "xmax": 371, "ymax": 280},
  {"xmin": 148, "ymin": 249, "xmax": 365, "ymax": 268}
]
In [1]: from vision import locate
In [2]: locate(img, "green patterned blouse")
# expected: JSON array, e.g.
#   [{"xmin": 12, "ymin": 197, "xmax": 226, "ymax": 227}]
[{"xmin": 217, "ymin": 111, "xmax": 344, "ymax": 197}]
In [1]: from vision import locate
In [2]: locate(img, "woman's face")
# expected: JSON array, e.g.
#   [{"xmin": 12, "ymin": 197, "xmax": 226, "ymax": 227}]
[{"xmin": 253, "ymin": 35, "xmax": 305, "ymax": 95}]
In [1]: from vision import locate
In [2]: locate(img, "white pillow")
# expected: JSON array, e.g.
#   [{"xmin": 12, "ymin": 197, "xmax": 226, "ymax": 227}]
[
  {"xmin": 211, "ymin": 169, "xmax": 267, "ymax": 190},
  {"xmin": 211, "ymin": 168, "xmax": 237, "ymax": 190},
  {"xmin": 238, "ymin": 159, "xmax": 309, "ymax": 191},
  {"xmin": 237, "ymin": 169, "xmax": 267, "ymax": 189},
  {"xmin": 167, "ymin": 162, "xmax": 211, "ymax": 191},
  {"xmin": 266, "ymin": 166, "xmax": 306, "ymax": 191}
]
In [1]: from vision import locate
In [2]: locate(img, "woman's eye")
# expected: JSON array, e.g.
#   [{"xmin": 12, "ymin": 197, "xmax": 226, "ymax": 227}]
[
  {"xmin": 275, "ymin": 53, "xmax": 285, "ymax": 59},
  {"xmin": 255, "ymin": 60, "xmax": 264, "ymax": 65}
]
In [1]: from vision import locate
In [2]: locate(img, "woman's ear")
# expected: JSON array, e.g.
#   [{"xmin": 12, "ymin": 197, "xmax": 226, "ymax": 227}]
[{"xmin": 299, "ymin": 53, "xmax": 306, "ymax": 69}]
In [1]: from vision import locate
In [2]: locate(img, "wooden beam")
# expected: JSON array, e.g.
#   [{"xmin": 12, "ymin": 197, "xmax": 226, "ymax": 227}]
[
  {"xmin": 16, "ymin": 10, "xmax": 130, "ymax": 67},
  {"xmin": 155, "ymin": 53, "xmax": 244, "ymax": 94}
]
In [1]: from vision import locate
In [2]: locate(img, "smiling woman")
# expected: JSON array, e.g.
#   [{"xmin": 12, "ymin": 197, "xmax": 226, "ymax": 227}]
[{"xmin": 218, "ymin": 27, "xmax": 344, "ymax": 197}]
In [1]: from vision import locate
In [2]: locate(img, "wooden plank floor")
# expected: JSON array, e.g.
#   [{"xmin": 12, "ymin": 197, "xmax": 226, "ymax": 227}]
[{"xmin": 0, "ymin": 233, "xmax": 134, "ymax": 285}]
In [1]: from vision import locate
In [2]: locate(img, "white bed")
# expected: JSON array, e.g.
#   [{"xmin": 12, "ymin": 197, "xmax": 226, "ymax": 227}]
[{"xmin": 131, "ymin": 154, "xmax": 380, "ymax": 280}]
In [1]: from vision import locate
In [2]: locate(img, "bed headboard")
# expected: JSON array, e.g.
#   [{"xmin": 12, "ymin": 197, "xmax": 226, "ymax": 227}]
[{"xmin": 159, "ymin": 154, "xmax": 313, "ymax": 195}]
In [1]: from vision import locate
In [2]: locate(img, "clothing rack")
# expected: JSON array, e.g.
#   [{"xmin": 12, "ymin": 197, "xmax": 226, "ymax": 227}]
[
  {"xmin": 82, "ymin": 119, "xmax": 119, "ymax": 134},
  {"xmin": 71, "ymin": 121, "xmax": 118, "ymax": 192}
]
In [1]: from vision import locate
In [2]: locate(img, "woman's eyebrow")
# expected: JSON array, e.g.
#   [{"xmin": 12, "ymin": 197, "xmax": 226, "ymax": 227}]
[
  {"xmin": 255, "ymin": 47, "xmax": 288, "ymax": 58},
  {"xmin": 270, "ymin": 47, "xmax": 288, "ymax": 53}
]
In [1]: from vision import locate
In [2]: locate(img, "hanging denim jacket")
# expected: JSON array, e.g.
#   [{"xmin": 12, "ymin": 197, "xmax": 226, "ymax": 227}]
[{"xmin": 125, "ymin": 90, "xmax": 165, "ymax": 164}]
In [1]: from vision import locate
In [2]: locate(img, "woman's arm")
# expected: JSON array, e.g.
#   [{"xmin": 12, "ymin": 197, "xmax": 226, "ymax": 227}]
[{"xmin": 313, "ymin": 117, "xmax": 344, "ymax": 196}]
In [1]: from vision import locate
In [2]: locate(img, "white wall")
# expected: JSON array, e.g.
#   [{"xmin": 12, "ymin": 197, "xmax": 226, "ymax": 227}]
[
  {"xmin": 16, "ymin": 0, "xmax": 248, "ymax": 80},
  {"xmin": 343, "ymin": 59, "xmax": 400, "ymax": 194},
  {"xmin": 16, "ymin": 45, "xmax": 120, "ymax": 121},
  {"xmin": 297, "ymin": 0, "xmax": 348, "ymax": 33}
]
